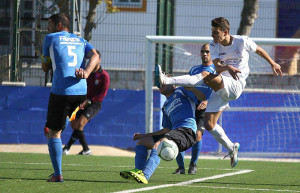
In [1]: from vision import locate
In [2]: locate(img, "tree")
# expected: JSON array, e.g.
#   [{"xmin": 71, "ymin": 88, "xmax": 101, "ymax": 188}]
[
  {"xmin": 237, "ymin": 0, "xmax": 258, "ymax": 36},
  {"xmin": 84, "ymin": 0, "xmax": 100, "ymax": 42},
  {"xmin": 84, "ymin": 0, "xmax": 119, "ymax": 42},
  {"xmin": 57, "ymin": 0, "xmax": 70, "ymax": 13}
]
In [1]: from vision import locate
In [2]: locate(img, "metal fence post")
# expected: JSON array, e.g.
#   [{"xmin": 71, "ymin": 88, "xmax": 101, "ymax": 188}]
[{"xmin": 11, "ymin": 0, "xmax": 20, "ymax": 82}]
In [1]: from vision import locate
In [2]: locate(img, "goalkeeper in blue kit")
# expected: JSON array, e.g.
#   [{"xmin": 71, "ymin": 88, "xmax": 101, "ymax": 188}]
[{"xmin": 42, "ymin": 13, "xmax": 99, "ymax": 182}]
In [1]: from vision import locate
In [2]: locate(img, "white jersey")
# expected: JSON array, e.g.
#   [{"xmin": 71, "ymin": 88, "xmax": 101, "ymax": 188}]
[{"xmin": 209, "ymin": 35, "xmax": 257, "ymax": 80}]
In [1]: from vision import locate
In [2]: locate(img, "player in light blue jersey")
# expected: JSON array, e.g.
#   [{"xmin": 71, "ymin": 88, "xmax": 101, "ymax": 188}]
[
  {"xmin": 41, "ymin": 13, "xmax": 99, "ymax": 182},
  {"xmin": 173, "ymin": 43, "xmax": 215, "ymax": 175},
  {"xmin": 120, "ymin": 85, "xmax": 199, "ymax": 184}
]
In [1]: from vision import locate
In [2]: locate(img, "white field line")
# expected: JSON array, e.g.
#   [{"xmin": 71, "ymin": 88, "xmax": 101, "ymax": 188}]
[
  {"xmin": 188, "ymin": 185, "xmax": 300, "ymax": 192},
  {"xmin": 114, "ymin": 170, "xmax": 253, "ymax": 193},
  {"xmin": 0, "ymin": 161, "xmax": 240, "ymax": 171},
  {"xmin": 189, "ymin": 155, "xmax": 300, "ymax": 163}
]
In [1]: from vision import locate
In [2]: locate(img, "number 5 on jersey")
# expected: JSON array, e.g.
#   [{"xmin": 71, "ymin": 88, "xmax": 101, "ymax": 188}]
[{"xmin": 67, "ymin": 45, "xmax": 77, "ymax": 67}]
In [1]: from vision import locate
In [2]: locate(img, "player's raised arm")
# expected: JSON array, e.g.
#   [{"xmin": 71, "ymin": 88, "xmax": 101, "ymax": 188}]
[{"xmin": 255, "ymin": 46, "xmax": 283, "ymax": 76}]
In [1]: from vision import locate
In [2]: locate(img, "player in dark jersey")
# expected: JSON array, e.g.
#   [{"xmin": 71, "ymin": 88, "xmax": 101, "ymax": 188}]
[
  {"xmin": 62, "ymin": 51, "xmax": 110, "ymax": 155},
  {"xmin": 42, "ymin": 13, "xmax": 99, "ymax": 182}
]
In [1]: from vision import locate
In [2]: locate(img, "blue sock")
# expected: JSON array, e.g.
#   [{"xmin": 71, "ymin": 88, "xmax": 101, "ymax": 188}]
[
  {"xmin": 48, "ymin": 138, "xmax": 63, "ymax": 176},
  {"xmin": 191, "ymin": 140, "xmax": 202, "ymax": 165},
  {"xmin": 143, "ymin": 149, "xmax": 160, "ymax": 180},
  {"xmin": 176, "ymin": 151, "xmax": 185, "ymax": 169},
  {"xmin": 135, "ymin": 145, "xmax": 148, "ymax": 170}
]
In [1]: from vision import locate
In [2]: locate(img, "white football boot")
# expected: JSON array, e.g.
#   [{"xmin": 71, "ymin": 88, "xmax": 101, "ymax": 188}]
[
  {"xmin": 154, "ymin": 64, "xmax": 167, "ymax": 88},
  {"xmin": 230, "ymin": 143, "xmax": 240, "ymax": 167}
]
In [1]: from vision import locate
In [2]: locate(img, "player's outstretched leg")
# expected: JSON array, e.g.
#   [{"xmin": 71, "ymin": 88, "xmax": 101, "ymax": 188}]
[
  {"xmin": 154, "ymin": 64, "xmax": 166, "ymax": 88},
  {"xmin": 230, "ymin": 142, "xmax": 240, "ymax": 168}
]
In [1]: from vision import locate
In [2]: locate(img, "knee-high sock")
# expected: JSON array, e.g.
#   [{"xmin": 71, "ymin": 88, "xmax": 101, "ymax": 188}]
[
  {"xmin": 190, "ymin": 140, "xmax": 202, "ymax": 165},
  {"xmin": 66, "ymin": 130, "xmax": 81, "ymax": 148},
  {"xmin": 143, "ymin": 149, "xmax": 160, "ymax": 180},
  {"xmin": 208, "ymin": 124, "xmax": 234, "ymax": 152},
  {"xmin": 135, "ymin": 145, "xmax": 148, "ymax": 170},
  {"xmin": 48, "ymin": 138, "xmax": 62, "ymax": 176},
  {"xmin": 165, "ymin": 74, "xmax": 203, "ymax": 87},
  {"xmin": 78, "ymin": 131, "xmax": 89, "ymax": 151},
  {"xmin": 176, "ymin": 151, "xmax": 185, "ymax": 169}
]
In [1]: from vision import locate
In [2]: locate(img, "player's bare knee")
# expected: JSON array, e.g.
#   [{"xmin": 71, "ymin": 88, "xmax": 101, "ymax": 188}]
[
  {"xmin": 137, "ymin": 137, "xmax": 155, "ymax": 149},
  {"xmin": 70, "ymin": 120, "xmax": 79, "ymax": 129},
  {"xmin": 70, "ymin": 121, "xmax": 76, "ymax": 129},
  {"xmin": 204, "ymin": 121, "xmax": 215, "ymax": 131},
  {"xmin": 196, "ymin": 130, "xmax": 202, "ymax": 142},
  {"xmin": 48, "ymin": 129, "xmax": 61, "ymax": 138},
  {"xmin": 136, "ymin": 138, "xmax": 147, "ymax": 146},
  {"xmin": 79, "ymin": 120, "xmax": 87, "ymax": 128}
]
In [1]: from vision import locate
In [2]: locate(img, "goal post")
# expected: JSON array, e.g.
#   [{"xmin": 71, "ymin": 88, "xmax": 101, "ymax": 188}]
[{"xmin": 145, "ymin": 35, "xmax": 300, "ymax": 158}]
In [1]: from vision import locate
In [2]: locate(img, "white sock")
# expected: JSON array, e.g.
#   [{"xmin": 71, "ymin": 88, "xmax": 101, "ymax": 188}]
[
  {"xmin": 208, "ymin": 124, "xmax": 234, "ymax": 152},
  {"xmin": 165, "ymin": 73, "xmax": 203, "ymax": 87}
]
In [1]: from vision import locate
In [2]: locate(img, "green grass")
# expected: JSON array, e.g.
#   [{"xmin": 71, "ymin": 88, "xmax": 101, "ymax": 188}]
[{"xmin": 0, "ymin": 152, "xmax": 299, "ymax": 193}]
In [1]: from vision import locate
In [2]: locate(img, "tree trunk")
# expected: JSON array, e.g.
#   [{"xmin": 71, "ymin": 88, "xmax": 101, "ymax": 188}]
[
  {"xmin": 57, "ymin": 0, "xmax": 70, "ymax": 14},
  {"xmin": 84, "ymin": 0, "xmax": 99, "ymax": 42},
  {"xmin": 237, "ymin": 0, "xmax": 259, "ymax": 36}
]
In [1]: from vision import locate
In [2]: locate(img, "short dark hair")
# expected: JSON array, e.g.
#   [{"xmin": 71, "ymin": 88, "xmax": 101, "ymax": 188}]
[
  {"xmin": 202, "ymin": 43, "xmax": 209, "ymax": 48},
  {"xmin": 49, "ymin": 13, "xmax": 70, "ymax": 30},
  {"xmin": 211, "ymin": 17, "xmax": 230, "ymax": 32}
]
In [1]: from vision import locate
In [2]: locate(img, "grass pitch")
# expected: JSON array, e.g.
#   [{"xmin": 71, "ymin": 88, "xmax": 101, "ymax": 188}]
[{"xmin": 0, "ymin": 152, "xmax": 299, "ymax": 193}]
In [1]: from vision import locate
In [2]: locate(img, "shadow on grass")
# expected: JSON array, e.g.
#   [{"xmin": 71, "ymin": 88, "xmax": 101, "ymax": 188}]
[
  {"xmin": 0, "ymin": 176, "xmax": 129, "ymax": 183},
  {"xmin": 0, "ymin": 166, "xmax": 119, "ymax": 173}
]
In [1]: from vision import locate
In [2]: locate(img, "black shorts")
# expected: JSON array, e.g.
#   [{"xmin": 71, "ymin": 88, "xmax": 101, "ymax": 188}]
[
  {"xmin": 46, "ymin": 93, "xmax": 86, "ymax": 131},
  {"xmin": 195, "ymin": 108, "xmax": 205, "ymax": 131},
  {"xmin": 76, "ymin": 101, "xmax": 102, "ymax": 120},
  {"xmin": 152, "ymin": 127, "xmax": 196, "ymax": 152}
]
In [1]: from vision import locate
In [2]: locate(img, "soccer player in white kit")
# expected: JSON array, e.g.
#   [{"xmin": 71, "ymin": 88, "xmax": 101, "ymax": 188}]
[{"xmin": 155, "ymin": 17, "xmax": 282, "ymax": 167}]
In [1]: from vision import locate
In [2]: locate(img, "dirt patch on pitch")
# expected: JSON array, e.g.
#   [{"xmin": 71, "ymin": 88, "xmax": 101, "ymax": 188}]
[{"xmin": 0, "ymin": 144, "xmax": 135, "ymax": 157}]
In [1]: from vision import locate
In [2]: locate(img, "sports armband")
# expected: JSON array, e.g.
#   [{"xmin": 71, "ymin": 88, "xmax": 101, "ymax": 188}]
[{"xmin": 41, "ymin": 54, "xmax": 52, "ymax": 65}]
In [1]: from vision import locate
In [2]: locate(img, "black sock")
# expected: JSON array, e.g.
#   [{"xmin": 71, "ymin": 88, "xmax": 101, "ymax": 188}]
[
  {"xmin": 78, "ymin": 131, "xmax": 89, "ymax": 151},
  {"xmin": 67, "ymin": 130, "xmax": 81, "ymax": 148}
]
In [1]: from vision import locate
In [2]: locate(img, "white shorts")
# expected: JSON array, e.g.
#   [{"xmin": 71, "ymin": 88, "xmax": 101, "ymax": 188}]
[{"xmin": 206, "ymin": 75, "xmax": 245, "ymax": 113}]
